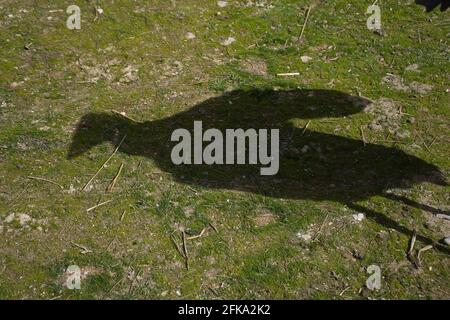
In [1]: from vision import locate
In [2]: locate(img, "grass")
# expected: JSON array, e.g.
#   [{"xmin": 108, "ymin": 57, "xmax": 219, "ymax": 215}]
[{"xmin": 0, "ymin": 0, "xmax": 449, "ymax": 299}]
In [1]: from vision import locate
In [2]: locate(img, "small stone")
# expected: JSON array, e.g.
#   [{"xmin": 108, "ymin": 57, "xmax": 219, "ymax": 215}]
[
  {"xmin": 405, "ymin": 64, "xmax": 419, "ymax": 72},
  {"xmin": 254, "ymin": 210, "xmax": 275, "ymax": 227},
  {"xmin": 221, "ymin": 37, "xmax": 236, "ymax": 46},
  {"xmin": 120, "ymin": 65, "xmax": 139, "ymax": 83},
  {"xmin": 382, "ymin": 74, "xmax": 409, "ymax": 92},
  {"xmin": 368, "ymin": 122, "xmax": 383, "ymax": 131},
  {"xmin": 5, "ymin": 213, "xmax": 15, "ymax": 223},
  {"xmin": 183, "ymin": 207, "xmax": 194, "ymax": 217},
  {"xmin": 296, "ymin": 231, "xmax": 312, "ymax": 242},
  {"xmin": 377, "ymin": 231, "xmax": 389, "ymax": 240},
  {"xmin": 173, "ymin": 60, "xmax": 183, "ymax": 68},
  {"xmin": 352, "ymin": 213, "xmax": 365, "ymax": 222},
  {"xmin": 217, "ymin": 1, "xmax": 228, "ymax": 7},
  {"xmin": 409, "ymin": 81, "xmax": 433, "ymax": 95},
  {"xmin": 301, "ymin": 55, "xmax": 313, "ymax": 63},
  {"xmin": 442, "ymin": 237, "xmax": 450, "ymax": 246},
  {"xmin": 185, "ymin": 32, "xmax": 196, "ymax": 40},
  {"xmin": 395, "ymin": 130, "xmax": 410, "ymax": 139},
  {"xmin": 241, "ymin": 58, "xmax": 267, "ymax": 76},
  {"xmin": 18, "ymin": 213, "xmax": 31, "ymax": 225}
]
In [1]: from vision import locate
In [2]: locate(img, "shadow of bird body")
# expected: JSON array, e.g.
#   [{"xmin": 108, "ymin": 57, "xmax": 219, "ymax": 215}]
[
  {"xmin": 416, "ymin": 0, "xmax": 449, "ymax": 12},
  {"xmin": 69, "ymin": 89, "xmax": 446, "ymax": 206}
]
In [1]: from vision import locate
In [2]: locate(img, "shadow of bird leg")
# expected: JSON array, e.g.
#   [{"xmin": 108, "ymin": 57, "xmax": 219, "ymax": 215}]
[
  {"xmin": 346, "ymin": 203, "xmax": 450, "ymax": 255},
  {"xmin": 384, "ymin": 193, "xmax": 449, "ymax": 216}
]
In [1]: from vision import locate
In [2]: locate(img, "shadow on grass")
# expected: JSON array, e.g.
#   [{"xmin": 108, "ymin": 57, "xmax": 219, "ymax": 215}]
[
  {"xmin": 68, "ymin": 89, "xmax": 449, "ymax": 253},
  {"xmin": 415, "ymin": 0, "xmax": 449, "ymax": 11}
]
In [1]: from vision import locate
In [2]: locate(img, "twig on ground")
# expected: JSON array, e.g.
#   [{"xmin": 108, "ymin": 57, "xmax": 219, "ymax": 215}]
[
  {"xmin": 86, "ymin": 199, "xmax": 113, "ymax": 213},
  {"xmin": 360, "ymin": 126, "xmax": 367, "ymax": 146},
  {"xmin": 106, "ymin": 277, "xmax": 125, "ymax": 297},
  {"xmin": 435, "ymin": 287, "xmax": 450, "ymax": 296},
  {"xmin": 170, "ymin": 232, "xmax": 190, "ymax": 271},
  {"xmin": 120, "ymin": 210, "xmax": 126, "ymax": 221},
  {"xmin": 93, "ymin": 6, "xmax": 99, "ymax": 22},
  {"xmin": 302, "ymin": 120, "xmax": 311, "ymax": 134},
  {"xmin": 209, "ymin": 222, "xmax": 218, "ymax": 233},
  {"xmin": 298, "ymin": 6, "xmax": 312, "ymax": 43},
  {"xmin": 106, "ymin": 237, "xmax": 117, "ymax": 252},
  {"xmin": 82, "ymin": 135, "xmax": 126, "ymax": 191},
  {"xmin": 313, "ymin": 213, "xmax": 329, "ymax": 241},
  {"xmin": 407, "ymin": 230, "xmax": 420, "ymax": 268},
  {"xmin": 182, "ymin": 231, "xmax": 189, "ymax": 270},
  {"xmin": 71, "ymin": 241, "xmax": 93, "ymax": 254},
  {"xmin": 186, "ymin": 228, "xmax": 207, "ymax": 240},
  {"xmin": 27, "ymin": 176, "xmax": 63, "ymax": 189},
  {"xmin": 128, "ymin": 268, "xmax": 142, "ymax": 295},
  {"xmin": 208, "ymin": 287, "xmax": 219, "ymax": 296},
  {"xmin": 187, "ymin": 186, "xmax": 198, "ymax": 194},
  {"xmin": 106, "ymin": 163, "xmax": 124, "ymax": 193},
  {"xmin": 408, "ymin": 230, "xmax": 417, "ymax": 255},
  {"xmin": 339, "ymin": 286, "xmax": 351, "ymax": 296},
  {"xmin": 436, "ymin": 214, "xmax": 450, "ymax": 221},
  {"xmin": 277, "ymin": 72, "xmax": 300, "ymax": 76},
  {"xmin": 111, "ymin": 110, "xmax": 142, "ymax": 123},
  {"xmin": 415, "ymin": 131, "xmax": 432, "ymax": 153},
  {"xmin": 170, "ymin": 234, "xmax": 185, "ymax": 260},
  {"xmin": 423, "ymin": 141, "xmax": 432, "ymax": 153},
  {"xmin": 8, "ymin": 182, "xmax": 31, "ymax": 206},
  {"xmin": 428, "ymin": 136, "xmax": 438, "ymax": 149},
  {"xmin": 417, "ymin": 245, "xmax": 433, "ymax": 267}
]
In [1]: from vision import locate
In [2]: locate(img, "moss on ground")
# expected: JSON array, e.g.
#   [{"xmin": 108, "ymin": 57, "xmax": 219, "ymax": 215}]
[{"xmin": 0, "ymin": 0, "xmax": 449, "ymax": 299}]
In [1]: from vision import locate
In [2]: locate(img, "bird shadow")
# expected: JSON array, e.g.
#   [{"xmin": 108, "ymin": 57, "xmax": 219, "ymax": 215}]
[
  {"xmin": 68, "ymin": 89, "xmax": 449, "ymax": 253},
  {"xmin": 415, "ymin": 0, "xmax": 449, "ymax": 11}
]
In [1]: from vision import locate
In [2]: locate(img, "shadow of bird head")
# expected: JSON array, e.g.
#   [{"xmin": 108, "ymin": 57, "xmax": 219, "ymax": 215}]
[{"xmin": 67, "ymin": 112, "xmax": 134, "ymax": 159}]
